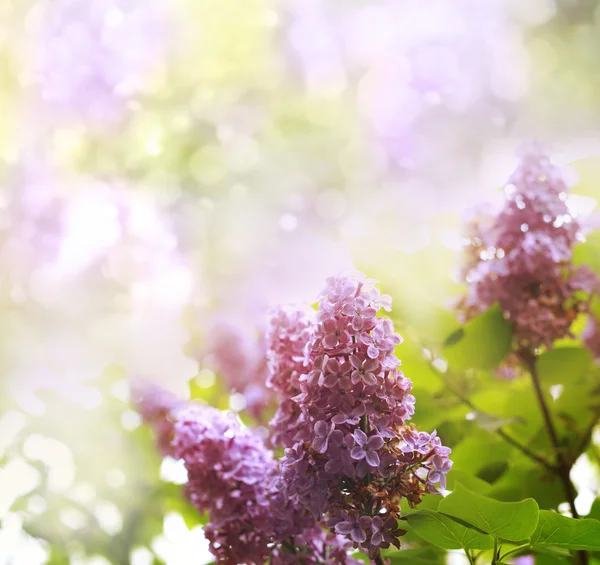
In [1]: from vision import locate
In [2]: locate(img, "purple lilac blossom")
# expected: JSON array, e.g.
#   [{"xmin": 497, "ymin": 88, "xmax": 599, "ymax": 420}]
[
  {"xmin": 266, "ymin": 305, "xmax": 316, "ymax": 447},
  {"xmin": 134, "ymin": 382, "xmax": 358, "ymax": 564},
  {"xmin": 460, "ymin": 144, "xmax": 600, "ymax": 351},
  {"xmin": 275, "ymin": 273, "xmax": 452, "ymax": 558}
]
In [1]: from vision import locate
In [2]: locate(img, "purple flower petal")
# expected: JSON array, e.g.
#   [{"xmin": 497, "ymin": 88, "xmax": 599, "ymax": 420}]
[
  {"xmin": 312, "ymin": 436, "xmax": 328, "ymax": 453},
  {"xmin": 314, "ymin": 420, "xmax": 329, "ymax": 437},
  {"xmin": 335, "ymin": 521, "xmax": 354, "ymax": 535},
  {"xmin": 366, "ymin": 449, "xmax": 380, "ymax": 467},
  {"xmin": 351, "ymin": 526, "xmax": 367, "ymax": 544},
  {"xmin": 354, "ymin": 429, "xmax": 367, "ymax": 446}
]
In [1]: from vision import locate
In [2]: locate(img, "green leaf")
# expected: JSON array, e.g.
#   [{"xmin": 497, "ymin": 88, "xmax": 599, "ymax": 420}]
[
  {"xmin": 488, "ymin": 460, "xmax": 564, "ymax": 511},
  {"xmin": 586, "ymin": 499, "xmax": 600, "ymax": 521},
  {"xmin": 405, "ymin": 509, "xmax": 494, "ymax": 550},
  {"xmin": 443, "ymin": 305, "xmax": 512, "ymax": 371},
  {"xmin": 444, "ymin": 328, "xmax": 465, "ymax": 347},
  {"xmin": 438, "ymin": 484, "xmax": 540, "ymax": 541},
  {"xmin": 531, "ymin": 510, "xmax": 600, "ymax": 550},
  {"xmin": 536, "ymin": 348, "xmax": 592, "ymax": 385}
]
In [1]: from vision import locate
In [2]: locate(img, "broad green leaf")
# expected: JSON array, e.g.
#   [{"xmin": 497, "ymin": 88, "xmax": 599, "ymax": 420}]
[
  {"xmin": 443, "ymin": 305, "xmax": 512, "ymax": 371},
  {"xmin": 405, "ymin": 509, "xmax": 494, "ymax": 550},
  {"xmin": 536, "ymin": 348, "xmax": 592, "ymax": 385},
  {"xmin": 531, "ymin": 510, "xmax": 600, "ymax": 550},
  {"xmin": 438, "ymin": 484, "xmax": 540, "ymax": 541}
]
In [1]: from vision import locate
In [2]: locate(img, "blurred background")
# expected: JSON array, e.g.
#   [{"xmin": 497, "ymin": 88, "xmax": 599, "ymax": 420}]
[{"xmin": 2, "ymin": 0, "xmax": 600, "ymax": 563}]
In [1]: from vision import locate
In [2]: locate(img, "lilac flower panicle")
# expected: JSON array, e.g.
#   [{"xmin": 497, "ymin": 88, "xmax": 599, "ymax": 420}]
[
  {"xmin": 136, "ymin": 273, "xmax": 452, "ymax": 562},
  {"xmin": 460, "ymin": 144, "xmax": 600, "ymax": 351},
  {"xmin": 173, "ymin": 404, "xmax": 280, "ymax": 564},
  {"xmin": 266, "ymin": 305, "xmax": 315, "ymax": 446},
  {"xmin": 274, "ymin": 273, "xmax": 452, "ymax": 556},
  {"xmin": 135, "ymin": 381, "xmax": 360, "ymax": 564}
]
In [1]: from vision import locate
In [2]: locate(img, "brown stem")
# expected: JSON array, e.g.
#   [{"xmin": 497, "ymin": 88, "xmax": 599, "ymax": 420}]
[
  {"xmin": 523, "ymin": 353, "xmax": 579, "ymax": 516},
  {"xmin": 373, "ymin": 550, "xmax": 385, "ymax": 565},
  {"xmin": 522, "ymin": 352, "xmax": 588, "ymax": 565},
  {"xmin": 496, "ymin": 428, "xmax": 557, "ymax": 472}
]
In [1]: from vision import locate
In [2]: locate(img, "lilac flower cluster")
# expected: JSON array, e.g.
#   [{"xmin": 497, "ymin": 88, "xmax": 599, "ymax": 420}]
[
  {"xmin": 460, "ymin": 145, "xmax": 600, "ymax": 350},
  {"xmin": 135, "ymin": 384, "xmax": 360, "ymax": 564},
  {"xmin": 172, "ymin": 403, "xmax": 279, "ymax": 564},
  {"xmin": 266, "ymin": 305, "xmax": 315, "ymax": 446},
  {"xmin": 134, "ymin": 272, "xmax": 453, "ymax": 563},
  {"xmin": 274, "ymin": 274, "xmax": 452, "ymax": 559}
]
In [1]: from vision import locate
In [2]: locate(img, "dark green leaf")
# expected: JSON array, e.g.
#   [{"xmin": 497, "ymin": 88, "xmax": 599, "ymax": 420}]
[
  {"xmin": 438, "ymin": 484, "xmax": 539, "ymax": 541},
  {"xmin": 444, "ymin": 328, "xmax": 465, "ymax": 347},
  {"xmin": 405, "ymin": 509, "xmax": 494, "ymax": 550}
]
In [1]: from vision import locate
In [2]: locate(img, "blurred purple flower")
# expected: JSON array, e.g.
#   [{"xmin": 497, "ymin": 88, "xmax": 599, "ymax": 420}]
[
  {"xmin": 29, "ymin": 0, "xmax": 170, "ymax": 124},
  {"xmin": 460, "ymin": 145, "xmax": 600, "ymax": 350}
]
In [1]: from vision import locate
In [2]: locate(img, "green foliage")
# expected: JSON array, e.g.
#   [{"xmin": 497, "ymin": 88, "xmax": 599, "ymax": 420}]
[
  {"xmin": 531, "ymin": 511, "xmax": 600, "ymax": 550},
  {"xmin": 398, "ymin": 485, "xmax": 600, "ymax": 564},
  {"xmin": 443, "ymin": 305, "xmax": 513, "ymax": 371},
  {"xmin": 536, "ymin": 348, "xmax": 592, "ymax": 385},
  {"xmin": 438, "ymin": 484, "xmax": 540, "ymax": 542},
  {"xmin": 406, "ymin": 509, "xmax": 494, "ymax": 550}
]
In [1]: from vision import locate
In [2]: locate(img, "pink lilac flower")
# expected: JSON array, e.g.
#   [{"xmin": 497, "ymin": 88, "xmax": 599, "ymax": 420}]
[
  {"xmin": 172, "ymin": 404, "xmax": 279, "ymax": 564},
  {"xmin": 275, "ymin": 273, "xmax": 452, "ymax": 558},
  {"xmin": 134, "ymin": 382, "xmax": 358, "ymax": 564},
  {"xmin": 460, "ymin": 144, "xmax": 600, "ymax": 350},
  {"xmin": 266, "ymin": 305, "xmax": 315, "ymax": 447}
]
